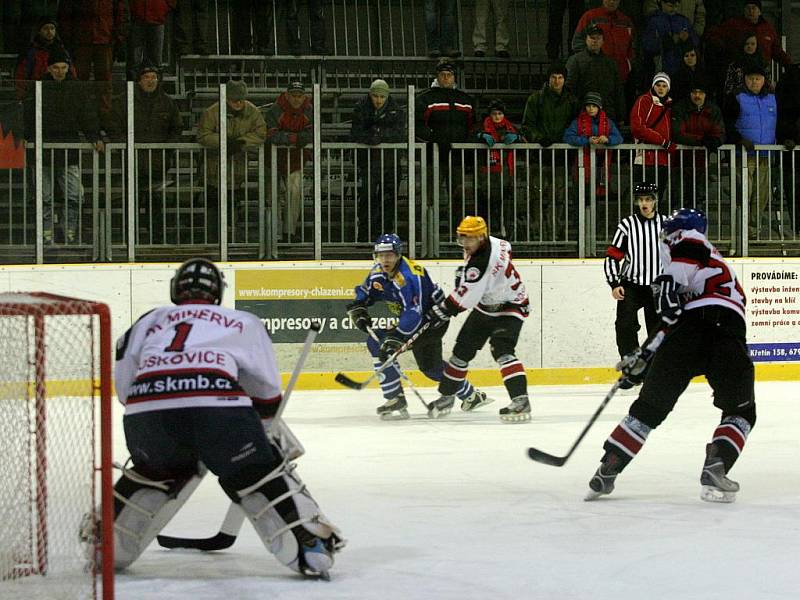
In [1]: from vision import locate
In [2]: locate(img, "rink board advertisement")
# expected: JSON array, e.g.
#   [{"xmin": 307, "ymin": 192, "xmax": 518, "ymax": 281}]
[
  {"xmin": 1, "ymin": 258, "xmax": 799, "ymax": 386},
  {"xmin": 234, "ymin": 268, "xmax": 395, "ymax": 343},
  {"xmin": 741, "ymin": 264, "xmax": 800, "ymax": 362}
]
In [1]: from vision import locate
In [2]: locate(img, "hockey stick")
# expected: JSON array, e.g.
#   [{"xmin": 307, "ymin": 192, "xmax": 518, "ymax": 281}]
[
  {"xmin": 157, "ymin": 322, "xmax": 321, "ymax": 551},
  {"xmin": 527, "ymin": 380, "xmax": 623, "ymax": 467},
  {"xmin": 334, "ymin": 321, "xmax": 431, "ymax": 390},
  {"xmin": 361, "ymin": 326, "xmax": 430, "ymax": 410}
]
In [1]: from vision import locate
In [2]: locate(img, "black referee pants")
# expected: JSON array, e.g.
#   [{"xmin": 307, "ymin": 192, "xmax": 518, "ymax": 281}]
[{"xmin": 615, "ymin": 281, "xmax": 659, "ymax": 358}]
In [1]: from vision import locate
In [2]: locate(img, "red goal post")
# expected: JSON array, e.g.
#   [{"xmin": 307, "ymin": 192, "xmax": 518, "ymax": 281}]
[{"xmin": 0, "ymin": 292, "xmax": 114, "ymax": 600}]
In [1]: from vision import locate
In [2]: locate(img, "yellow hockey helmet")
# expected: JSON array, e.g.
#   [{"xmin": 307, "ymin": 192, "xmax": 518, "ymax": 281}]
[{"xmin": 456, "ymin": 216, "xmax": 488, "ymax": 238}]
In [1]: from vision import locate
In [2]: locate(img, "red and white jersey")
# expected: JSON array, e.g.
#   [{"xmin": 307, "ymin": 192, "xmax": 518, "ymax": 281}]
[
  {"xmin": 660, "ymin": 229, "xmax": 746, "ymax": 321},
  {"xmin": 446, "ymin": 236, "xmax": 529, "ymax": 320},
  {"xmin": 115, "ymin": 303, "xmax": 282, "ymax": 416}
]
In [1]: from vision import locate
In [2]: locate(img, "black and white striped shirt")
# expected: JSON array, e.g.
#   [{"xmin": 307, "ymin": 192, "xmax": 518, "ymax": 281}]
[{"xmin": 604, "ymin": 212, "xmax": 665, "ymax": 287}]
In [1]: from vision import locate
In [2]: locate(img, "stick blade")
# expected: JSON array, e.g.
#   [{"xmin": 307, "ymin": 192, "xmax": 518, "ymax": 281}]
[
  {"xmin": 156, "ymin": 532, "xmax": 237, "ymax": 551},
  {"xmin": 527, "ymin": 447, "xmax": 568, "ymax": 467},
  {"xmin": 334, "ymin": 372, "xmax": 364, "ymax": 390}
]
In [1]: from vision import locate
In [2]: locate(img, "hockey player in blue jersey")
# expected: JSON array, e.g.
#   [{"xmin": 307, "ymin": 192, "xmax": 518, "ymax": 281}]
[{"xmin": 346, "ymin": 233, "xmax": 491, "ymax": 419}]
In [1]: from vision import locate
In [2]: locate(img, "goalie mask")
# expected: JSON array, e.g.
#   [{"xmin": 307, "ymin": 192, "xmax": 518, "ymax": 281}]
[{"xmin": 170, "ymin": 258, "xmax": 226, "ymax": 305}]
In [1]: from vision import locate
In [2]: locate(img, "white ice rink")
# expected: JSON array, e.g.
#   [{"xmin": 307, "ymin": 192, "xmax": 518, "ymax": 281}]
[{"xmin": 115, "ymin": 382, "xmax": 799, "ymax": 600}]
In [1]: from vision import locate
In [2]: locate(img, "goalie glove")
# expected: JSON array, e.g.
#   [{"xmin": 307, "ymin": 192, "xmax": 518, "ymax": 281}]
[
  {"xmin": 654, "ymin": 274, "xmax": 682, "ymax": 325},
  {"xmin": 616, "ymin": 346, "xmax": 655, "ymax": 387},
  {"xmin": 378, "ymin": 333, "xmax": 404, "ymax": 363},
  {"xmin": 346, "ymin": 302, "xmax": 370, "ymax": 333}
]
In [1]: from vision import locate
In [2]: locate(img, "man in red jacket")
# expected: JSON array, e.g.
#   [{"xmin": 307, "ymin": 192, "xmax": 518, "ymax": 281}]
[
  {"xmin": 127, "ymin": 0, "xmax": 175, "ymax": 80},
  {"xmin": 266, "ymin": 82, "xmax": 314, "ymax": 241},
  {"xmin": 670, "ymin": 77, "xmax": 725, "ymax": 206},
  {"xmin": 57, "ymin": 0, "xmax": 127, "ymax": 126},
  {"xmin": 706, "ymin": 0, "xmax": 791, "ymax": 67},
  {"xmin": 572, "ymin": 0, "xmax": 634, "ymax": 85},
  {"xmin": 14, "ymin": 16, "xmax": 77, "ymax": 100}
]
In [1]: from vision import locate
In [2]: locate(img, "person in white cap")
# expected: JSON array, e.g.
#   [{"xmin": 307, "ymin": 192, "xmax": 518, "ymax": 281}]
[
  {"xmin": 350, "ymin": 79, "xmax": 405, "ymax": 239},
  {"xmin": 630, "ymin": 71, "xmax": 676, "ymax": 197}
]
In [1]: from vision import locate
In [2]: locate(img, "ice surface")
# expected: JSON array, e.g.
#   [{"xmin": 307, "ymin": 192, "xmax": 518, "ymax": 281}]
[{"xmin": 114, "ymin": 382, "xmax": 800, "ymax": 600}]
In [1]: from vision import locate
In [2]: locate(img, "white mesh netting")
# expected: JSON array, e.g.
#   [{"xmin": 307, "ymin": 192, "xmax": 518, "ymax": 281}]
[{"xmin": 0, "ymin": 298, "xmax": 108, "ymax": 600}]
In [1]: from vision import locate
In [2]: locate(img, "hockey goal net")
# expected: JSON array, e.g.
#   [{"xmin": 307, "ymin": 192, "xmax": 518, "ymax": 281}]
[{"xmin": 0, "ymin": 292, "xmax": 113, "ymax": 600}]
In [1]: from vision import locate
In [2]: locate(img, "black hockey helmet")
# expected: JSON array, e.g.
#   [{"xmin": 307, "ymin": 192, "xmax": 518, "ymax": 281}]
[
  {"xmin": 633, "ymin": 181, "xmax": 659, "ymax": 201},
  {"xmin": 170, "ymin": 258, "xmax": 226, "ymax": 305}
]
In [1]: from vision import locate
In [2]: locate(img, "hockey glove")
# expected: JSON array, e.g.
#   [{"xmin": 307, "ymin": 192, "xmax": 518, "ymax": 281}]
[
  {"xmin": 616, "ymin": 346, "xmax": 654, "ymax": 387},
  {"xmin": 378, "ymin": 333, "xmax": 404, "ymax": 363},
  {"xmin": 346, "ymin": 303, "xmax": 370, "ymax": 333},
  {"xmin": 427, "ymin": 302, "xmax": 451, "ymax": 329},
  {"xmin": 655, "ymin": 274, "xmax": 683, "ymax": 326},
  {"xmin": 479, "ymin": 133, "xmax": 495, "ymax": 147}
]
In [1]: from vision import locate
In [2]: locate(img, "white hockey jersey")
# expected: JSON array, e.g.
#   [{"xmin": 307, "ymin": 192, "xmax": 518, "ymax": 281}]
[
  {"xmin": 115, "ymin": 303, "xmax": 282, "ymax": 416},
  {"xmin": 446, "ymin": 236, "xmax": 529, "ymax": 320},
  {"xmin": 660, "ymin": 229, "xmax": 746, "ymax": 321}
]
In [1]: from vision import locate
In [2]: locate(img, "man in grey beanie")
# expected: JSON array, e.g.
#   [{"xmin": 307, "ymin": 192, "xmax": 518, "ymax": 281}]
[
  {"xmin": 197, "ymin": 79, "xmax": 267, "ymax": 242},
  {"xmin": 350, "ymin": 78, "xmax": 406, "ymax": 240}
]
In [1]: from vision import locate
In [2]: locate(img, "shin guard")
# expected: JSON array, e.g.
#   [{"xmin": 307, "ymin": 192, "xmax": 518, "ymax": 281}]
[
  {"xmin": 231, "ymin": 458, "xmax": 344, "ymax": 577},
  {"xmin": 112, "ymin": 462, "xmax": 205, "ymax": 569}
]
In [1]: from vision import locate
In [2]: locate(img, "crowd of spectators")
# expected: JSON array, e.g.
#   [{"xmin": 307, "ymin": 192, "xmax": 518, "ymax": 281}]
[{"xmin": 2, "ymin": 1, "xmax": 797, "ymax": 243}]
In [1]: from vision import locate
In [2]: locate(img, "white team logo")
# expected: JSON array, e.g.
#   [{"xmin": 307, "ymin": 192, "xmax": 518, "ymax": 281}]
[{"xmin": 465, "ymin": 267, "xmax": 481, "ymax": 282}]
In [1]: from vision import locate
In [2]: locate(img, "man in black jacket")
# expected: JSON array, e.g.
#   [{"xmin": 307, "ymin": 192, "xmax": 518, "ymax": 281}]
[
  {"xmin": 24, "ymin": 48, "xmax": 103, "ymax": 244},
  {"xmin": 110, "ymin": 62, "xmax": 183, "ymax": 244},
  {"xmin": 415, "ymin": 59, "xmax": 476, "ymax": 214},
  {"xmin": 350, "ymin": 79, "xmax": 405, "ymax": 241}
]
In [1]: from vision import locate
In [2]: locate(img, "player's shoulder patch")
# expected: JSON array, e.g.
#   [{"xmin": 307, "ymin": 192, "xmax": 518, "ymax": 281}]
[
  {"xmin": 464, "ymin": 266, "xmax": 482, "ymax": 282},
  {"xmin": 404, "ymin": 257, "xmax": 426, "ymax": 277},
  {"xmin": 372, "ymin": 280, "xmax": 384, "ymax": 292},
  {"xmin": 393, "ymin": 271, "xmax": 406, "ymax": 287},
  {"xmin": 464, "ymin": 246, "xmax": 490, "ymax": 280}
]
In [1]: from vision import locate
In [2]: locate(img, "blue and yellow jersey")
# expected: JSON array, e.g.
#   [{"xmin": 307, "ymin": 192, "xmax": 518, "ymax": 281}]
[{"xmin": 353, "ymin": 257, "xmax": 441, "ymax": 337}]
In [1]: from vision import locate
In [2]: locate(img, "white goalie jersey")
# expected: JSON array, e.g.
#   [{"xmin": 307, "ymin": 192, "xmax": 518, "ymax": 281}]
[
  {"xmin": 660, "ymin": 229, "xmax": 747, "ymax": 321},
  {"xmin": 447, "ymin": 236, "xmax": 529, "ymax": 320},
  {"xmin": 115, "ymin": 303, "xmax": 282, "ymax": 416}
]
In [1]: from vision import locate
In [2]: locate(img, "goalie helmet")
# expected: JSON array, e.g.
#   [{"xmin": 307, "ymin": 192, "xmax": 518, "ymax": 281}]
[
  {"xmin": 456, "ymin": 215, "xmax": 488, "ymax": 238},
  {"xmin": 663, "ymin": 208, "xmax": 707, "ymax": 235},
  {"xmin": 633, "ymin": 181, "xmax": 658, "ymax": 201},
  {"xmin": 170, "ymin": 258, "xmax": 226, "ymax": 305},
  {"xmin": 373, "ymin": 233, "xmax": 403, "ymax": 256}
]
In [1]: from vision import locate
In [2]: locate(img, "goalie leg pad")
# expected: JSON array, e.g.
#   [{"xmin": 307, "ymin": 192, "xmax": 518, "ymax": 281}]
[
  {"xmin": 263, "ymin": 417, "xmax": 306, "ymax": 461},
  {"xmin": 222, "ymin": 461, "xmax": 344, "ymax": 577},
  {"xmin": 113, "ymin": 462, "xmax": 205, "ymax": 569}
]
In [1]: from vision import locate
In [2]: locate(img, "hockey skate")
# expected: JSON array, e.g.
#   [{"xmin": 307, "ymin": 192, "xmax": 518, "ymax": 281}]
[
  {"xmin": 427, "ymin": 395, "xmax": 455, "ymax": 419},
  {"xmin": 376, "ymin": 393, "xmax": 409, "ymax": 420},
  {"xmin": 460, "ymin": 389, "xmax": 494, "ymax": 412},
  {"xmin": 585, "ymin": 454, "xmax": 621, "ymax": 501},
  {"xmin": 499, "ymin": 396, "xmax": 531, "ymax": 423},
  {"xmin": 700, "ymin": 445, "xmax": 739, "ymax": 503}
]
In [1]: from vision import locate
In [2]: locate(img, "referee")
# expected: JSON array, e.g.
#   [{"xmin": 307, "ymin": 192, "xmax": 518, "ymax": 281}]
[{"xmin": 604, "ymin": 182, "xmax": 665, "ymax": 383}]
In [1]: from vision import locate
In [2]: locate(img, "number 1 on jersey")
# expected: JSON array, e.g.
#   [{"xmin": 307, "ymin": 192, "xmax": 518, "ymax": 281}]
[{"xmin": 165, "ymin": 322, "xmax": 193, "ymax": 352}]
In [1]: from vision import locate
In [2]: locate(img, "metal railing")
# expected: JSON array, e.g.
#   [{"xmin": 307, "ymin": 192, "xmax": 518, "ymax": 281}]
[{"xmin": 2, "ymin": 82, "xmax": 798, "ymax": 264}]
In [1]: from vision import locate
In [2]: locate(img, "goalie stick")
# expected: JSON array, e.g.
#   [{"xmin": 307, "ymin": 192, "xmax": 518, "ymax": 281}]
[
  {"xmin": 156, "ymin": 322, "xmax": 321, "ymax": 551},
  {"xmin": 334, "ymin": 321, "xmax": 431, "ymax": 390}
]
